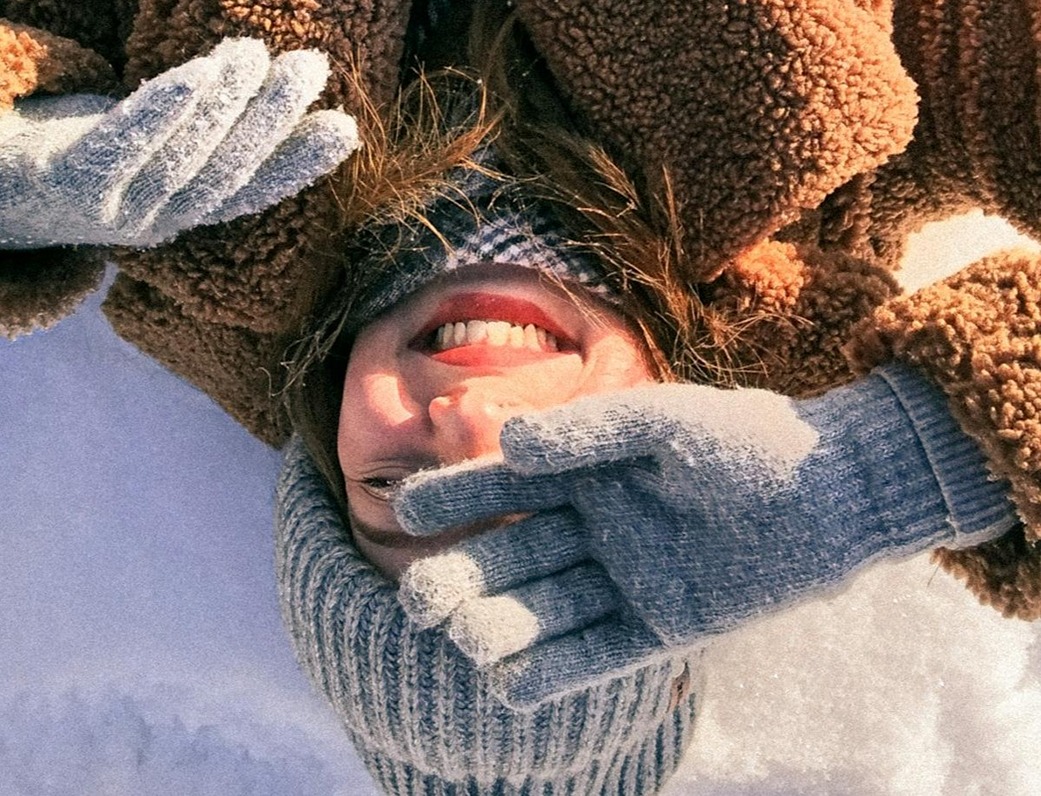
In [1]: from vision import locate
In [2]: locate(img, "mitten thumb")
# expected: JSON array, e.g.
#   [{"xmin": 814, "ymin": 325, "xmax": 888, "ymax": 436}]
[
  {"xmin": 500, "ymin": 383, "xmax": 818, "ymax": 477},
  {"xmin": 498, "ymin": 386, "xmax": 683, "ymax": 474}
]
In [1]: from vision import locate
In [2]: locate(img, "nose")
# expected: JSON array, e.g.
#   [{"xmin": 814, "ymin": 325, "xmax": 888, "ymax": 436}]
[{"xmin": 427, "ymin": 388, "xmax": 534, "ymax": 463}]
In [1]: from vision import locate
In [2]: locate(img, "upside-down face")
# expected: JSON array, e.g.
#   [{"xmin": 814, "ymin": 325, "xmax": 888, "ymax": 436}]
[{"xmin": 337, "ymin": 263, "xmax": 654, "ymax": 577}]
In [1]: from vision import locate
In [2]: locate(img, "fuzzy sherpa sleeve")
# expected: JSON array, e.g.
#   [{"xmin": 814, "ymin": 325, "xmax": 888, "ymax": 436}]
[
  {"xmin": 696, "ymin": 239, "xmax": 901, "ymax": 398},
  {"xmin": 0, "ymin": 17, "xmax": 120, "ymax": 338},
  {"xmin": 0, "ymin": 248, "xmax": 106, "ymax": 340},
  {"xmin": 865, "ymin": 0, "xmax": 1041, "ymax": 263},
  {"xmin": 516, "ymin": 0, "xmax": 919, "ymax": 283},
  {"xmin": 98, "ymin": 0, "xmax": 413, "ymax": 445},
  {"xmin": 0, "ymin": 18, "xmax": 119, "ymax": 109},
  {"xmin": 0, "ymin": 0, "xmax": 138, "ymax": 71},
  {"xmin": 845, "ymin": 250, "xmax": 1041, "ymax": 619}
]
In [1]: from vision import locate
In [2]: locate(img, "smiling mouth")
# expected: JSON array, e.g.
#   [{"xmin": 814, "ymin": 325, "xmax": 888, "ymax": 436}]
[{"xmin": 411, "ymin": 292, "xmax": 577, "ymax": 365}]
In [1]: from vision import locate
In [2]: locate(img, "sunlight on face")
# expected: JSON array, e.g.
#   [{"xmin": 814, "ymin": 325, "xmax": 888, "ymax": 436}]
[{"xmin": 337, "ymin": 264, "xmax": 655, "ymax": 578}]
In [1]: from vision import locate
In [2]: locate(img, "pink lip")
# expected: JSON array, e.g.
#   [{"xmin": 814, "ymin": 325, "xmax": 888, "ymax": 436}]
[
  {"xmin": 414, "ymin": 293, "xmax": 573, "ymax": 344},
  {"xmin": 428, "ymin": 346, "xmax": 571, "ymax": 367}
]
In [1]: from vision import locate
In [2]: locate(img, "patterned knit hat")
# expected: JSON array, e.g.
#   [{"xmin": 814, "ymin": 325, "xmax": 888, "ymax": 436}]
[
  {"xmin": 276, "ymin": 438, "xmax": 701, "ymax": 795},
  {"xmin": 343, "ymin": 162, "xmax": 616, "ymax": 338}
]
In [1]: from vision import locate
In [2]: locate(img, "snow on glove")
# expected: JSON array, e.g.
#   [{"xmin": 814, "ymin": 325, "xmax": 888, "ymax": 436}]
[
  {"xmin": 395, "ymin": 362, "xmax": 1017, "ymax": 706},
  {"xmin": 0, "ymin": 37, "xmax": 359, "ymax": 249}
]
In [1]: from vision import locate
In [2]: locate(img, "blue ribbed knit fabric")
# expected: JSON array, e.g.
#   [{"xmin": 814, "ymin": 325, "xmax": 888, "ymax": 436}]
[
  {"xmin": 393, "ymin": 362, "xmax": 1018, "ymax": 705},
  {"xmin": 275, "ymin": 438, "xmax": 701, "ymax": 795}
]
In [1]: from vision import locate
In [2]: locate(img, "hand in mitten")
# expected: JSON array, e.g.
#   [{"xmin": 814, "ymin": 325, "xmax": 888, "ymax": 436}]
[
  {"xmin": 395, "ymin": 363, "xmax": 1017, "ymax": 706},
  {"xmin": 0, "ymin": 37, "xmax": 359, "ymax": 249}
]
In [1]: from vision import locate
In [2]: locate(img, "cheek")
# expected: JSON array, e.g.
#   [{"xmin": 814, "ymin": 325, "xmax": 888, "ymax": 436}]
[
  {"xmin": 573, "ymin": 331, "xmax": 656, "ymax": 398},
  {"xmin": 610, "ymin": 337, "xmax": 656, "ymax": 386},
  {"xmin": 337, "ymin": 368, "xmax": 419, "ymax": 472}
]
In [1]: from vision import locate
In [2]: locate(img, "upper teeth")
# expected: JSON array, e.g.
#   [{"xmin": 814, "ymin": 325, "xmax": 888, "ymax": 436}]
[{"xmin": 433, "ymin": 320, "xmax": 559, "ymax": 352}]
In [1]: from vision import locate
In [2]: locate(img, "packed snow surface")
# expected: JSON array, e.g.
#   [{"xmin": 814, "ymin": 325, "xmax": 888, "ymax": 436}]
[{"xmin": 3, "ymin": 213, "xmax": 1040, "ymax": 795}]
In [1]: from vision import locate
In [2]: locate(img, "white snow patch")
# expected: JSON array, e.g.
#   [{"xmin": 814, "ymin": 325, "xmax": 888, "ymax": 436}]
[{"xmin": 5, "ymin": 213, "xmax": 1041, "ymax": 795}]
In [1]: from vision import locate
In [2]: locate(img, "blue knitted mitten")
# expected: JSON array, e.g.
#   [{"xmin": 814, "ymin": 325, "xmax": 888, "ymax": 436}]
[
  {"xmin": 395, "ymin": 363, "xmax": 1017, "ymax": 706},
  {"xmin": 0, "ymin": 38, "xmax": 359, "ymax": 249}
]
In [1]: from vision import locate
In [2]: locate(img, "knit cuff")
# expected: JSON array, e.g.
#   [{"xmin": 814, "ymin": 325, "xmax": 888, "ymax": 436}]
[
  {"xmin": 357, "ymin": 715, "xmax": 696, "ymax": 796},
  {"xmin": 875, "ymin": 362, "xmax": 1018, "ymax": 548}
]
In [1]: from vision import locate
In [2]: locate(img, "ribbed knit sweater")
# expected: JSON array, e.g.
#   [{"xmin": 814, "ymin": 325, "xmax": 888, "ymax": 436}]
[{"xmin": 275, "ymin": 437, "xmax": 702, "ymax": 795}]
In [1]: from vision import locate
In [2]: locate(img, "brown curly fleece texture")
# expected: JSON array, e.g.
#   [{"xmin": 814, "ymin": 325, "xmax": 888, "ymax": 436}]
[
  {"xmin": 0, "ymin": 21, "xmax": 118, "ymax": 109},
  {"xmin": 101, "ymin": 0, "xmax": 413, "ymax": 446},
  {"xmin": 0, "ymin": 247, "xmax": 106, "ymax": 339},
  {"xmin": 863, "ymin": 0, "xmax": 1041, "ymax": 263},
  {"xmin": 1, "ymin": 0, "xmax": 137, "ymax": 72},
  {"xmin": 516, "ymin": 0, "xmax": 919, "ymax": 282},
  {"xmin": 847, "ymin": 249, "xmax": 1041, "ymax": 618},
  {"xmin": 706, "ymin": 239, "xmax": 902, "ymax": 397},
  {"xmin": 2, "ymin": 0, "xmax": 1041, "ymax": 616},
  {"xmin": 0, "ymin": 16, "xmax": 121, "ymax": 338}
]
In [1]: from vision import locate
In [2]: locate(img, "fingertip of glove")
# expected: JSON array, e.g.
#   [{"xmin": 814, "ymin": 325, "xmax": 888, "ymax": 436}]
[
  {"xmin": 398, "ymin": 552, "xmax": 485, "ymax": 628},
  {"xmin": 449, "ymin": 596, "xmax": 541, "ymax": 666},
  {"xmin": 211, "ymin": 37, "xmax": 271, "ymax": 66},
  {"xmin": 275, "ymin": 47, "xmax": 331, "ymax": 75},
  {"xmin": 146, "ymin": 38, "xmax": 268, "ymax": 97},
  {"xmin": 270, "ymin": 47, "xmax": 333, "ymax": 102},
  {"xmin": 305, "ymin": 110, "xmax": 361, "ymax": 155}
]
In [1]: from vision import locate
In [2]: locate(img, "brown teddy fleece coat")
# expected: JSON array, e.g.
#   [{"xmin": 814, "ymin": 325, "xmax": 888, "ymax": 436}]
[{"xmin": 1, "ymin": 0, "xmax": 1040, "ymax": 619}]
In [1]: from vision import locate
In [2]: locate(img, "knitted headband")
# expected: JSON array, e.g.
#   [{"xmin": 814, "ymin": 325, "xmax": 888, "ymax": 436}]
[
  {"xmin": 343, "ymin": 162, "xmax": 615, "ymax": 338},
  {"xmin": 276, "ymin": 438, "xmax": 701, "ymax": 795}
]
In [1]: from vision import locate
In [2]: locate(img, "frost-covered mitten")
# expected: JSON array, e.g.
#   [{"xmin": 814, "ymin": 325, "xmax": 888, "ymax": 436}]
[
  {"xmin": 0, "ymin": 38, "xmax": 359, "ymax": 249},
  {"xmin": 395, "ymin": 362, "xmax": 1017, "ymax": 706}
]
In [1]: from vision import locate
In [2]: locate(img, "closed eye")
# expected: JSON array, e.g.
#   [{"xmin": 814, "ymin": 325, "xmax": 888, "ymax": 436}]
[{"xmin": 358, "ymin": 475, "xmax": 403, "ymax": 502}]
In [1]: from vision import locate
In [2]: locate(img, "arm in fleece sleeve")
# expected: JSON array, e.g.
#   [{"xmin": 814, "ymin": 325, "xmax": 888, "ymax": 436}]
[{"xmin": 847, "ymin": 249, "xmax": 1041, "ymax": 619}]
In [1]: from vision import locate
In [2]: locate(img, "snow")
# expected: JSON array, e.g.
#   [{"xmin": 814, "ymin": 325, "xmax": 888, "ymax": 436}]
[
  {"xmin": 3, "ymin": 213, "xmax": 1041, "ymax": 795},
  {"xmin": 0, "ymin": 276, "xmax": 377, "ymax": 795}
]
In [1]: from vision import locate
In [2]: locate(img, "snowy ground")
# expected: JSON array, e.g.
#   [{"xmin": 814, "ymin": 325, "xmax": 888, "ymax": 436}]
[{"xmin": 2, "ymin": 212, "xmax": 1040, "ymax": 795}]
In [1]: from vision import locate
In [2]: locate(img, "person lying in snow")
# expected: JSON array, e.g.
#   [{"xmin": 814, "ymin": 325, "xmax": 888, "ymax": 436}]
[
  {"xmin": 4, "ymin": 2, "xmax": 1041, "ymax": 793},
  {"xmin": 274, "ymin": 56, "xmax": 1022, "ymax": 796}
]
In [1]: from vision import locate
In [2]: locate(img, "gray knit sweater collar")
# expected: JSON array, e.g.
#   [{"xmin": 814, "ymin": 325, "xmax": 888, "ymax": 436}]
[{"xmin": 275, "ymin": 437, "xmax": 701, "ymax": 795}]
